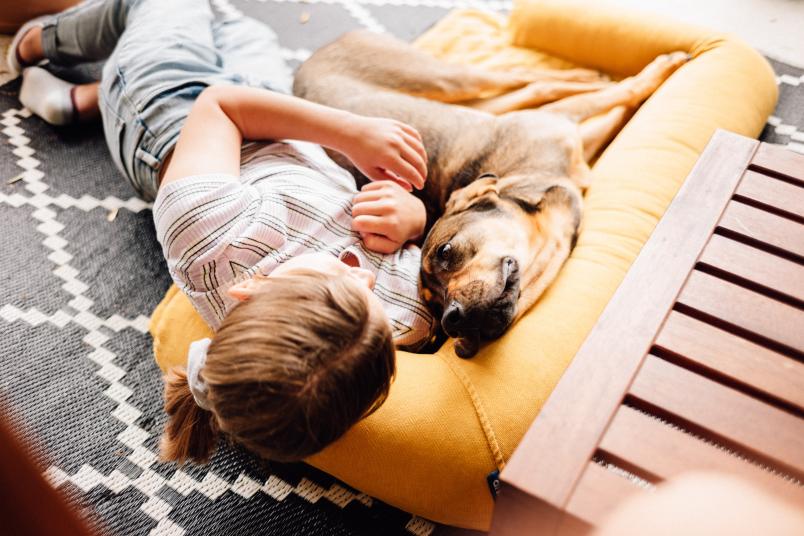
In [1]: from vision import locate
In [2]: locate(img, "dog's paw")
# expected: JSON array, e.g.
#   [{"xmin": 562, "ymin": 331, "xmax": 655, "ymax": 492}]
[
  {"xmin": 664, "ymin": 51, "xmax": 691, "ymax": 68},
  {"xmin": 628, "ymin": 51, "xmax": 689, "ymax": 104},
  {"xmin": 455, "ymin": 336, "xmax": 480, "ymax": 359},
  {"xmin": 648, "ymin": 51, "xmax": 689, "ymax": 78}
]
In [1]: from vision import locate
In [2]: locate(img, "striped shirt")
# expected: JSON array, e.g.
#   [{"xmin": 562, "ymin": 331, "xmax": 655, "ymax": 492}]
[{"xmin": 153, "ymin": 140, "xmax": 435, "ymax": 348}]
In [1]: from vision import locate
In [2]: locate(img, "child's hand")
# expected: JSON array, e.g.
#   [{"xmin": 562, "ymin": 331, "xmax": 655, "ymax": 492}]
[
  {"xmin": 352, "ymin": 181, "xmax": 427, "ymax": 254},
  {"xmin": 342, "ymin": 116, "xmax": 427, "ymax": 191}
]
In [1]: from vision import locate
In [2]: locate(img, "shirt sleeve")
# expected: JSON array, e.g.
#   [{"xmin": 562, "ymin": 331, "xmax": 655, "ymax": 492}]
[{"xmin": 152, "ymin": 174, "xmax": 261, "ymax": 309}]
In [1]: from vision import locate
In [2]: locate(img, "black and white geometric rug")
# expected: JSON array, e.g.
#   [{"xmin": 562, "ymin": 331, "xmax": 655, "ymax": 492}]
[{"xmin": 1, "ymin": 1, "xmax": 802, "ymax": 535}]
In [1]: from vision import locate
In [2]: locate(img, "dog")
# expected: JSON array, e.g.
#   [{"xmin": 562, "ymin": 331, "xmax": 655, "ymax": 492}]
[{"xmin": 294, "ymin": 31, "xmax": 686, "ymax": 357}]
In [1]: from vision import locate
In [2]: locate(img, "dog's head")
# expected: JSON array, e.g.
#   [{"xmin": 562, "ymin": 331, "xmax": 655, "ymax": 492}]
[{"xmin": 420, "ymin": 173, "xmax": 581, "ymax": 358}]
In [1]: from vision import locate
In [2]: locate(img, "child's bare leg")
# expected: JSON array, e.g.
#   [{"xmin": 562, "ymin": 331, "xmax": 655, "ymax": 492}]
[
  {"xmin": 72, "ymin": 82, "xmax": 100, "ymax": 121},
  {"xmin": 540, "ymin": 52, "xmax": 688, "ymax": 123},
  {"xmin": 16, "ymin": 26, "xmax": 45, "ymax": 66},
  {"xmin": 7, "ymin": 0, "xmax": 136, "ymax": 78},
  {"xmin": 467, "ymin": 80, "xmax": 613, "ymax": 115}
]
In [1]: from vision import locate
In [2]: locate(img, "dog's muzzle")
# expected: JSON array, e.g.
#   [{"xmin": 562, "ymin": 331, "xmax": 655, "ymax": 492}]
[{"xmin": 441, "ymin": 257, "xmax": 521, "ymax": 353}]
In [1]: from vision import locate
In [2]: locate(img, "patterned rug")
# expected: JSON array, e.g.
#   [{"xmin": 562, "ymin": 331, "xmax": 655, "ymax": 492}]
[{"xmin": 1, "ymin": 1, "xmax": 802, "ymax": 535}]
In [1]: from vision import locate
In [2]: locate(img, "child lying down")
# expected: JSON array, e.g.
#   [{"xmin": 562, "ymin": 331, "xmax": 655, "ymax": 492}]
[{"xmin": 9, "ymin": 0, "xmax": 435, "ymax": 462}]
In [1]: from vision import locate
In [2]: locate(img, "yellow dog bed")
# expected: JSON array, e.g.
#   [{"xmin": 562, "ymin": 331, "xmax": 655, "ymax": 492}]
[{"xmin": 150, "ymin": 0, "xmax": 776, "ymax": 529}]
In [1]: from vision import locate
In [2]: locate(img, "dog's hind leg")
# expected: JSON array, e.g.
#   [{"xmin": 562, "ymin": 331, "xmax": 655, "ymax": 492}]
[
  {"xmin": 539, "ymin": 52, "xmax": 687, "ymax": 123},
  {"xmin": 467, "ymin": 80, "xmax": 612, "ymax": 114},
  {"xmin": 520, "ymin": 68, "xmax": 609, "ymax": 83},
  {"xmin": 300, "ymin": 30, "xmax": 537, "ymax": 103},
  {"xmin": 579, "ymin": 105, "xmax": 629, "ymax": 161}
]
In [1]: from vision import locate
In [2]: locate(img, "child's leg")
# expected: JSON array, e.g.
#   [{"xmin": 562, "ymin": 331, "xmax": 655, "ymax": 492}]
[
  {"xmin": 10, "ymin": 0, "xmax": 136, "ymax": 124},
  {"xmin": 72, "ymin": 81, "xmax": 100, "ymax": 120},
  {"xmin": 15, "ymin": 26, "xmax": 45, "ymax": 67},
  {"xmin": 19, "ymin": 67, "xmax": 99, "ymax": 125},
  {"xmin": 210, "ymin": 9, "xmax": 292, "ymax": 94},
  {"xmin": 40, "ymin": 0, "xmax": 136, "ymax": 66},
  {"xmin": 96, "ymin": 0, "xmax": 226, "ymax": 200},
  {"xmin": 10, "ymin": 0, "xmax": 138, "ymax": 71}
]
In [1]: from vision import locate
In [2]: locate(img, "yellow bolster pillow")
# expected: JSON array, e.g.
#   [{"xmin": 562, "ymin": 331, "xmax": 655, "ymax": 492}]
[{"xmin": 150, "ymin": 0, "xmax": 777, "ymax": 529}]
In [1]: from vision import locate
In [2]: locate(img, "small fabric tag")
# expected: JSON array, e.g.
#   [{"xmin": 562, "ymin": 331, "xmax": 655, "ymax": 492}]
[{"xmin": 486, "ymin": 470, "xmax": 501, "ymax": 500}]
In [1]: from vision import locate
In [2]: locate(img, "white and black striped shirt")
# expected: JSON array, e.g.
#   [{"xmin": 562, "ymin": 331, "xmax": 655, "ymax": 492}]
[{"xmin": 153, "ymin": 140, "xmax": 434, "ymax": 348}]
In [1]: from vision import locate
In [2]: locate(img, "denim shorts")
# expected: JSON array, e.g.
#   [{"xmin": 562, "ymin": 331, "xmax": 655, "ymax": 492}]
[{"xmin": 46, "ymin": 0, "xmax": 292, "ymax": 201}]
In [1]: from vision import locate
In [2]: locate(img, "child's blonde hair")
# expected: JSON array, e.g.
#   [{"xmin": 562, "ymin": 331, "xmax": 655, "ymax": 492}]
[{"xmin": 160, "ymin": 270, "xmax": 395, "ymax": 464}]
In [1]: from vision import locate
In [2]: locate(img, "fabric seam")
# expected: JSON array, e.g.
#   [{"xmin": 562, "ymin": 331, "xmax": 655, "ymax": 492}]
[{"xmin": 436, "ymin": 352, "xmax": 506, "ymax": 471}]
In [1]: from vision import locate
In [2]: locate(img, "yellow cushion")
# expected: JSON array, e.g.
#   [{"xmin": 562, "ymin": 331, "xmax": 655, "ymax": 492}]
[{"xmin": 149, "ymin": 0, "xmax": 777, "ymax": 529}]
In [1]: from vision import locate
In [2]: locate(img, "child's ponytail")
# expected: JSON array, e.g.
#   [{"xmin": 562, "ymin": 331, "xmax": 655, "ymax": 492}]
[{"xmin": 160, "ymin": 366, "xmax": 219, "ymax": 464}]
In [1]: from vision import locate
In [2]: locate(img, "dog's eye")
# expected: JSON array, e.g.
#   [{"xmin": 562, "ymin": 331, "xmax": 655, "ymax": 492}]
[
  {"xmin": 513, "ymin": 198, "xmax": 542, "ymax": 214},
  {"xmin": 437, "ymin": 243, "xmax": 452, "ymax": 260}
]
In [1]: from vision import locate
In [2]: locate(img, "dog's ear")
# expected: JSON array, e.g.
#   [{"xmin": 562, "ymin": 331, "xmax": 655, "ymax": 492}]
[
  {"xmin": 498, "ymin": 176, "xmax": 581, "ymax": 215},
  {"xmin": 445, "ymin": 176, "xmax": 499, "ymax": 213}
]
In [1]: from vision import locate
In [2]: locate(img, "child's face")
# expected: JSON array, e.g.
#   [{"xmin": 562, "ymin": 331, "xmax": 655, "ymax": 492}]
[
  {"xmin": 272, "ymin": 252, "xmax": 376, "ymax": 289},
  {"xmin": 230, "ymin": 253, "xmax": 388, "ymax": 326}
]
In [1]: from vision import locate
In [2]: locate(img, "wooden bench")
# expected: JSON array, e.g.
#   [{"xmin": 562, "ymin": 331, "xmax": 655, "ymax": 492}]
[{"xmin": 489, "ymin": 129, "xmax": 804, "ymax": 535}]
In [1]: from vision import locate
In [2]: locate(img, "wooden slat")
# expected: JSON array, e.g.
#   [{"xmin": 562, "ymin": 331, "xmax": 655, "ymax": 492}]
[
  {"xmin": 698, "ymin": 234, "xmax": 804, "ymax": 304},
  {"xmin": 736, "ymin": 169, "xmax": 804, "ymax": 221},
  {"xmin": 751, "ymin": 141, "xmax": 804, "ymax": 184},
  {"xmin": 718, "ymin": 200, "xmax": 804, "ymax": 260},
  {"xmin": 654, "ymin": 311, "xmax": 804, "ymax": 412},
  {"xmin": 677, "ymin": 270, "xmax": 804, "ymax": 353},
  {"xmin": 599, "ymin": 405, "xmax": 804, "ymax": 503},
  {"xmin": 489, "ymin": 485, "xmax": 589, "ymax": 536},
  {"xmin": 499, "ymin": 131, "xmax": 759, "ymax": 508},
  {"xmin": 565, "ymin": 462, "xmax": 643, "ymax": 527},
  {"xmin": 629, "ymin": 355, "xmax": 804, "ymax": 479}
]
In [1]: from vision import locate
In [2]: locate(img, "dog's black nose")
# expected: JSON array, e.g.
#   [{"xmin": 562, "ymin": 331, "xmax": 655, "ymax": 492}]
[{"xmin": 442, "ymin": 300, "xmax": 465, "ymax": 334}]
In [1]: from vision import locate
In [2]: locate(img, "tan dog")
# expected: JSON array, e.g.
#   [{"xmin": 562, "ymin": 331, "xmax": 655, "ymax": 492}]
[{"xmin": 294, "ymin": 31, "xmax": 686, "ymax": 357}]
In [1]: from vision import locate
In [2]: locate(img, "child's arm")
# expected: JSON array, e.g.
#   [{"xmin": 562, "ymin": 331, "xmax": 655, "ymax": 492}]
[
  {"xmin": 160, "ymin": 85, "xmax": 427, "ymax": 191},
  {"xmin": 351, "ymin": 181, "xmax": 427, "ymax": 254}
]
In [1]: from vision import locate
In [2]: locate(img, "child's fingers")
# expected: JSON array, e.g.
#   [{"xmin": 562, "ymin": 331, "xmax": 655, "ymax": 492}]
[
  {"xmin": 397, "ymin": 121, "xmax": 422, "ymax": 142},
  {"xmin": 399, "ymin": 142, "xmax": 427, "ymax": 184},
  {"xmin": 402, "ymin": 131, "xmax": 428, "ymax": 169},
  {"xmin": 351, "ymin": 199, "xmax": 391, "ymax": 217},
  {"xmin": 386, "ymin": 157, "xmax": 423, "ymax": 190},
  {"xmin": 352, "ymin": 214, "xmax": 392, "ymax": 236},
  {"xmin": 375, "ymin": 168, "xmax": 413, "ymax": 191},
  {"xmin": 361, "ymin": 181, "xmax": 395, "ymax": 192},
  {"xmin": 361, "ymin": 233, "xmax": 399, "ymax": 254},
  {"xmin": 353, "ymin": 191, "xmax": 385, "ymax": 205},
  {"xmin": 362, "ymin": 167, "xmax": 412, "ymax": 191}
]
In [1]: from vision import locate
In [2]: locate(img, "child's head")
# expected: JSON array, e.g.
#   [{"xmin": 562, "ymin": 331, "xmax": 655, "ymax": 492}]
[{"xmin": 160, "ymin": 255, "xmax": 395, "ymax": 464}]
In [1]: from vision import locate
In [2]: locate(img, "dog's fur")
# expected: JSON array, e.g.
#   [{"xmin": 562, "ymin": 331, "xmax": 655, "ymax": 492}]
[{"xmin": 294, "ymin": 31, "xmax": 686, "ymax": 357}]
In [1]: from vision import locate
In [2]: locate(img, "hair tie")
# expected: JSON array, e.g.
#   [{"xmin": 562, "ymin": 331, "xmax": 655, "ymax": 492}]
[{"xmin": 186, "ymin": 338, "xmax": 212, "ymax": 411}]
